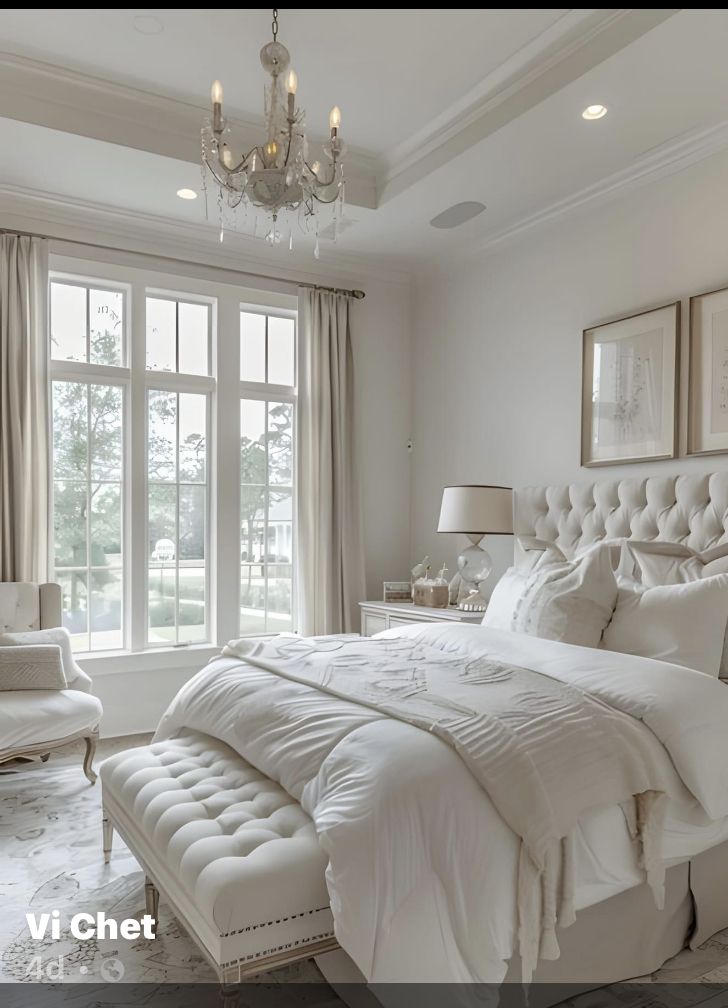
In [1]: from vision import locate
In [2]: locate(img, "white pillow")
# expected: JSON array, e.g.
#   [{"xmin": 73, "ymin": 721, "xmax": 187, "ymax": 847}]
[
  {"xmin": 515, "ymin": 537, "xmax": 566, "ymax": 573},
  {"xmin": 483, "ymin": 545, "xmax": 617, "ymax": 648},
  {"xmin": 0, "ymin": 627, "xmax": 79, "ymax": 685},
  {"xmin": 602, "ymin": 574, "xmax": 728, "ymax": 677},
  {"xmin": 623, "ymin": 540, "xmax": 728, "ymax": 586},
  {"xmin": 0, "ymin": 644, "xmax": 67, "ymax": 690}
]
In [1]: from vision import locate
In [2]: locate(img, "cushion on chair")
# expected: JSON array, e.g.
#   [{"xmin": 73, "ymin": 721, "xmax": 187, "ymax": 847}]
[
  {"xmin": 0, "ymin": 690, "xmax": 102, "ymax": 754},
  {"xmin": 0, "ymin": 645, "xmax": 67, "ymax": 691},
  {"xmin": 100, "ymin": 733, "xmax": 334, "ymax": 973},
  {"xmin": 0, "ymin": 627, "xmax": 91, "ymax": 692}
]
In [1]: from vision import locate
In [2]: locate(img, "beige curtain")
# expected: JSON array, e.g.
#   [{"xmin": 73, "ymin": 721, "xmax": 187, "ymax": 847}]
[
  {"xmin": 296, "ymin": 287, "xmax": 366, "ymax": 635},
  {"xmin": 0, "ymin": 235, "xmax": 49, "ymax": 582}
]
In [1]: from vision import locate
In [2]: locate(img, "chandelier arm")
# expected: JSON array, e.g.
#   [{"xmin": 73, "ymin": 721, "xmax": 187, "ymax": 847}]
[
  {"xmin": 304, "ymin": 159, "xmax": 338, "ymax": 188},
  {"xmin": 206, "ymin": 144, "xmax": 263, "ymax": 183},
  {"xmin": 311, "ymin": 190, "xmax": 342, "ymax": 206}
]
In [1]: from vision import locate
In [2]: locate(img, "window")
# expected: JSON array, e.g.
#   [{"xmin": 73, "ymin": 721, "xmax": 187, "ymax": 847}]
[
  {"xmin": 50, "ymin": 279, "xmax": 127, "ymax": 652},
  {"xmin": 147, "ymin": 390, "xmax": 208, "ymax": 645},
  {"xmin": 49, "ymin": 263, "xmax": 297, "ymax": 656},
  {"xmin": 240, "ymin": 309, "xmax": 296, "ymax": 635}
]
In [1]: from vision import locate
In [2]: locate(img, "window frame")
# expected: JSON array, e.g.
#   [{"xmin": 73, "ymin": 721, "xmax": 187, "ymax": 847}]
[
  {"xmin": 239, "ymin": 303, "xmax": 298, "ymax": 637},
  {"xmin": 48, "ymin": 257, "xmax": 298, "ymax": 667}
]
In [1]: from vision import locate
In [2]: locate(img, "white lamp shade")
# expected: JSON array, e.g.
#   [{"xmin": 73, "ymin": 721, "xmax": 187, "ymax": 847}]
[{"xmin": 437, "ymin": 485, "xmax": 513, "ymax": 535}]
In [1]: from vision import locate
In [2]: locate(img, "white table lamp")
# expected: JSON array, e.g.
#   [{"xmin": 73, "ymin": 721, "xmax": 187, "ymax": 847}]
[{"xmin": 437, "ymin": 485, "xmax": 513, "ymax": 610}]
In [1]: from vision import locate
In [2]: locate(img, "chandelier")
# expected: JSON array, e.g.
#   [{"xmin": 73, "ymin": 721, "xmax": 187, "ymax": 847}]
[{"xmin": 200, "ymin": 8, "xmax": 345, "ymax": 255}]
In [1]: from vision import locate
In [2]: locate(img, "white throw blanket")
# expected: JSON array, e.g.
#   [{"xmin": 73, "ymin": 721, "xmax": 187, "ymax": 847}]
[{"xmin": 155, "ymin": 624, "xmax": 728, "ymax": 983}]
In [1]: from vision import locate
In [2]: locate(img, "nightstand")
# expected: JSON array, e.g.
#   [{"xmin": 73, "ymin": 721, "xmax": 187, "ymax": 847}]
[{"xmin": 359, "ymin": 600, "xmax": 484, "ymax": 637}]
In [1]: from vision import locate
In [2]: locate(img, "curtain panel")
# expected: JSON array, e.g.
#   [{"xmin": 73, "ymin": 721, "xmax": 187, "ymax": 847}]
[
  {"xmin": 296, "ymin": 287, "xmax": 366, "ymax": 634},
  {"xmin": 0, "ymin": 235, "xmax": 49, "ymax": 582}
]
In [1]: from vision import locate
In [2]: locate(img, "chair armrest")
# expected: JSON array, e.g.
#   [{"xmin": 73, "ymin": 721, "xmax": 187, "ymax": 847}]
[{"xmin": 66, "ymin": 663, "xmax": 93, "ymax": 693}]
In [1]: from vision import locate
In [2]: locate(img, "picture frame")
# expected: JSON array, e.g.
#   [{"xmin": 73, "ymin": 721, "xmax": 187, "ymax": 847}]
[
  {"xmin": 383, "ymin": 581, "xmax": 412, "ymax": 603},
  {"xmin": 688, "ymin": 285, "xmax": 728, "ymax": 456},
  {"xmin": 581, "ymin": 301, "xmax": 680, "ymax": 466}
]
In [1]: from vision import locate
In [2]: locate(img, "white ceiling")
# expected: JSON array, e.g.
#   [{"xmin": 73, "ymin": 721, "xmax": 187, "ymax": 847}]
[
  {"xmin": 3, "ymin": 10, "xmax": 728, "ymax": 272},
  {"xmin": 0, "ymin": 9, "xmax": 568, "ymax": 156}
]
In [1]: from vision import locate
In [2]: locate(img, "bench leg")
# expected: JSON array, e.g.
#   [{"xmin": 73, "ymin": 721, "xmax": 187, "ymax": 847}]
[
  {"xmin": 102, "ymin": 813, "xmax": 113, "ymax": 863},
  {"xmin": 83, "ymin": 734, "xmax": 98, "ymax": 784},
  {"xmin": 144, "ymin": 877, "xmax": 159, "ymax": 937}
]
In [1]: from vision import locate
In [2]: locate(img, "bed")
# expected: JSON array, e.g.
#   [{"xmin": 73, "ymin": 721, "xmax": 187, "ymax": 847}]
[{"xmin": 150, "ymin": 471, "xmax": 728, "ymax": 997}]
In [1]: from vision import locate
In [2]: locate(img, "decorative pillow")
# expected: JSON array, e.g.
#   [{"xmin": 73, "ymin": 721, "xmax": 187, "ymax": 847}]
[
  {"xmin": 602, "ymin": 574, "xmax": 728, "ymax": 677},
  {"xmin": 0, "ymin": 644, "xmax": 67, "ymax": 690},
  {"xmin": 483, "ymin": 544, "xmax": 617, "ymax": 648},
  {"xmin": 0, "ymin": 626, "xmax": 79, "ymax": 684},
  {"xmin": 623, "ymin": 540, "xmax": 728, "ymax": 587}
]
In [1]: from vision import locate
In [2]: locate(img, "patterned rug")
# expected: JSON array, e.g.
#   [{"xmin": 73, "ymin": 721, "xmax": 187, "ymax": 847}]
[{"xmin": 2, "ymin": 735, "xmax": 728, "ymax": 1006}]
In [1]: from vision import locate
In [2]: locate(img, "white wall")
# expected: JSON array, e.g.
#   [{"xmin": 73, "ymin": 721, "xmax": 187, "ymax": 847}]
[
  {"xmin": 410, "ymin": 148, "xmax": 728, "ymax": 592},
  {"xmin": 352, "ymin": 279, "xmax": 413, "ymax": 596}
]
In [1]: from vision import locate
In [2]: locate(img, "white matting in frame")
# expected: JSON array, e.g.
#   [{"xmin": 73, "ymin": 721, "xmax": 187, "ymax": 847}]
[{"xmin": 581, "ymin": 302, "xmax": 680, "ymax": 466}]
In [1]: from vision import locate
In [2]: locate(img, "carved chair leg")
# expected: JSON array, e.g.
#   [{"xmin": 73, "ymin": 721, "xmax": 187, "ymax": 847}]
[
  {"xmin": 83, "ymin": 735, "xmax": 98, "ymax": 784},
  {"xmin": 102, "ymin": 813, "xmax": 114, "ymax": 864},
  {"xmin": 144, "ymin": 877, "xmax": 159, "ymax": 937}
]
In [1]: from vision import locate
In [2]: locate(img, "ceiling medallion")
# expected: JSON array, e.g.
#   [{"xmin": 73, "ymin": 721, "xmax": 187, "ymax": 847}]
[{"xmin": 200, "ymin": 8, "xmax": 345, "ymax": 256}]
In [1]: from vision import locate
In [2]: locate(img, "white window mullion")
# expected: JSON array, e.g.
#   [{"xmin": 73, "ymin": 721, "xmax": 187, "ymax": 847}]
[
  {"xmin": 214, "ymin": 293, "xmax": 241, "ymax": 646},
  {"xmin": 129, "ymin": 280, "xmax": 147, "ymax": 652}
]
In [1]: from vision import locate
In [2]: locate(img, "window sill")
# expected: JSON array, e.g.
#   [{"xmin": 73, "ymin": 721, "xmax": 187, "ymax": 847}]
[{"xmin": 76, "ymin": 643, "xmax": 221, "ymax": 678}]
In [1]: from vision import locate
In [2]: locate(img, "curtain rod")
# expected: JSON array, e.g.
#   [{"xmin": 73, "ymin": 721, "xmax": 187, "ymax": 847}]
[{"xmin": 0, "ymin": 228, "xmax": 366, "ymax": 299}]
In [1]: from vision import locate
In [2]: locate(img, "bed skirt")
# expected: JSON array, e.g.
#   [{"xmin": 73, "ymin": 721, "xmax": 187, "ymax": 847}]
[{"xmin": 317, "ymin": 838, "xmax": 728, "ymax": 1004}]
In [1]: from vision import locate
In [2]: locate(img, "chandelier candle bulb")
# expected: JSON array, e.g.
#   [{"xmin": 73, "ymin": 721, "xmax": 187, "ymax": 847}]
[
  {"xmin": 286, "ymin": 69, "xmax": 297, "ymax": 117},
  {"xmin": 211, "ymin": 80, "xmax": 224, "ymax": 133},
  {"xmin": 329, "ymin": 105, "xmax": 341, "ymax": 137}
]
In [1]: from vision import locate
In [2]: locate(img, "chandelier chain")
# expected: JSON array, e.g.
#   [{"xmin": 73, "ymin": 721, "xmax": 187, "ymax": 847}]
[{"xmin": 272, "ymin": 9, "xmax": 278, "ymax": 41}]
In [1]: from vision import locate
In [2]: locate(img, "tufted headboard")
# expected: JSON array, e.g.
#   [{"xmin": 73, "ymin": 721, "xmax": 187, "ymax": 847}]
[{"xmin": 514, "ymin": 473, "xmax": 728, "ymax": 558}]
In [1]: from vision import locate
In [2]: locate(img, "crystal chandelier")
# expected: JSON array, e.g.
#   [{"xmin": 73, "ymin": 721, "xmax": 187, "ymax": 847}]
[{"xmin": 200, "ymin": 8, "xmax": 345, "ymax": 255}]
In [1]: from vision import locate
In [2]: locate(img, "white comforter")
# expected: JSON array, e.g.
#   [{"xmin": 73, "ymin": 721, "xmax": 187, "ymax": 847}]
[{"xmin": 154, "ymin": 624, "xmax": 728, "ymax": 983}]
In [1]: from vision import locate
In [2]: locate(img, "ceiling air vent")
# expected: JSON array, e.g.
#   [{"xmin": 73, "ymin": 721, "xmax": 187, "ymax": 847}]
[{"xmin": 430, "ymin": 202, "xmax": 486, "ymax": 229}]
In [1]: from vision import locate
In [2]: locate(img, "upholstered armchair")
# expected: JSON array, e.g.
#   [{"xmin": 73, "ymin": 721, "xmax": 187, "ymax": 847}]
[{"xmin": 0, "ymin": 582, "xmax": 103, "ymax": 782}]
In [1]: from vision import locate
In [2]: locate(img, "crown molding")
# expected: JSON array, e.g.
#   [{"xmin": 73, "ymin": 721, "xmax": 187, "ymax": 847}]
[
  {"xmin": 380, "ymin": 9, "xmax": 678, "ymax": 203},
  {"xmin": 0, "ymin": 52, "xmax": 381, "ymax": 211},
  {"xmin": 435, "ymin": 118, "xmax": 728, "ymax": 266},
  {"xmin": 0, "ymin": 184, "xmax": 413, "ymax": 287}
]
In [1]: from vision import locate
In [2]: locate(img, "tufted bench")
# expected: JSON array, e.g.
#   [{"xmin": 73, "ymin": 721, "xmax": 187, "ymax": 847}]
[{"xmin": 100, "ymin": 732, "xmax": 337, "ymax": 983}]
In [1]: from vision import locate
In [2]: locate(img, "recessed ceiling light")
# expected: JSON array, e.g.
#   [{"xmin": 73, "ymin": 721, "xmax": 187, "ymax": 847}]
[
  {"xmin": 430, "ymin": 201, "xmax": 486, "ymax": 230},
  {"xmin": 582, "ymin": 104, "xmax": 608, "ymax": 121},
  {"xmin": 133, "ymin": 15, "xmax": 164, "ymax": 35},
  {"xmin": 177, "ymin": 188, "xmax": 198, "ymax": 200}
]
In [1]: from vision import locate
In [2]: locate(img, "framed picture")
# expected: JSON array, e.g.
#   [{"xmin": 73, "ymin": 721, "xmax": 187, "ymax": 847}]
[
  {"xmin": 581, "ymin": 302, "xmax": 680, "ymax": 466},
  {"xmin": 383, "ymin": 581, "xmax": 412, "ymax": 603},
  {"xmin": 688, "ymin": 285, "xmax": 728, "ymax": 456}
]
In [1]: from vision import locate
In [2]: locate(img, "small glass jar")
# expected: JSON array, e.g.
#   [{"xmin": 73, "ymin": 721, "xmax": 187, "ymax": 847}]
[{"xmin": 413, "ymin": 582, "xmax": 450, "ymax": 608}]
